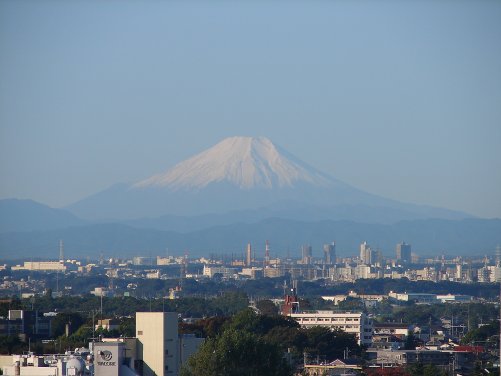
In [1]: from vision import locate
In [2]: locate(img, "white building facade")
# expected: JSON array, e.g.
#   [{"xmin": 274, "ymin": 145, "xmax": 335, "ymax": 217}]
[{"xmin": 290, "ymin": 311, "xmax": 373, "ymax": 346}]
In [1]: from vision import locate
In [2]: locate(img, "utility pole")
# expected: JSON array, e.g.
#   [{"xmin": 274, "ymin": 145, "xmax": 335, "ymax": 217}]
[{"xmin": 92, "ymin": 310, "xmax": 95, "ymax": 341}]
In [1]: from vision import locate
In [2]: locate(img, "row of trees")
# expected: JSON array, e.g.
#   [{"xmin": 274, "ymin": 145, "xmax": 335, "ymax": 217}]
[{"xmin": 2, "ymin": 290, "xmax": 249, "ymax": 318}]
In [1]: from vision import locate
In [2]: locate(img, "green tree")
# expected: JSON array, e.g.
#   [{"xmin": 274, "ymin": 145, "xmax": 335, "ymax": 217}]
[
  {"xmin": 255, "ymin": 299, "xmax": 279, "ymax": 316},
  {"xmin": 406, "ymin": 363, "xmax": 447, "ymax": 376},
  {"xmin": 181, "ymin": 329, "xmax": 292, "ymax": 376},
  {"xmin": 461, "ymin": 320, "xmax": 499, "ymax": 345},
  {"xmin": 180, "ymin": 316, "xmax": 230, "ymax": 338},
  {"xmin": 0, "ymin": 335, "xmax": 23, "ymax": 354},
  {"xmin": 303, "ymin": 326, "xmax": 360, "ymax": 360},
  {"xmin": 51, "ymin": 312, "xmax": 85, "ymax": 337},
  {"xmin": 403, "ymin": 331, "xmax": 418, "ymax": 350}
]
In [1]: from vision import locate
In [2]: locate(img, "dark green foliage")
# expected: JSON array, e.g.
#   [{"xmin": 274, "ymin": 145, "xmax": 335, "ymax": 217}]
[
  {"xmin": 406, "ymin": 363, "xmax": 447, "ymax": 376},
  {"xmin": 0, "ymin": 298, "xmax": 22, "ymax": 318},
  {"xmin": 403, "ymin": 331, "xmax": 418, "ymax": 350},
  {"xmin": 0, "ymin": 335, "xmax": 24, "ymax": 354},
  {"xmin": 181, "ymin": 329, "xmax": 292, "ymax": 376},
  {"xmin": 23, "ymin": 291, "xmax": 249, "ymax": 318},
  {"xmin": 302, "ymin": 326, "xmax": 360, "ymax": 360},
  {"xmin": 229, "ymin": 309, "xmax": 298, "ymax": 335},
  {"xmin": 461, "ymin": 320, "xmax": 499, "ymax": 345},
  {"xmin": 337, "ymin": 297, "xmax": 365, "ymax": 311},
  {"xmin": 180, "ymin": 316, "xmax": 230, "ymax": 338},
  {"xmin": 181, "ymin": 309, "xmax": 361, "ymax": 375},
  {"xmin": 255, "ymin": 299, "xmax": 279, "ymax": 316},
  {"xmin": 389, "ymin": 302, "xmax": 498, "ymax": 329},
  {"xmin": 118, "ymin": 316, "xmax": 135, "ymax": 337},
  {"xmin": 51, "ymin": 312, "xmax": 85, "ymax": 337}
]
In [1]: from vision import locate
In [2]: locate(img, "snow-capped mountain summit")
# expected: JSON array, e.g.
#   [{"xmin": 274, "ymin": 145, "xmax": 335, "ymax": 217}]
[
  {"xmin": 67, "ymin": 137, "xmax": 469, "ymax": 222},
  {"xmin": 134, "ymin": 136, "xmax": 333, "ymax": 190}
]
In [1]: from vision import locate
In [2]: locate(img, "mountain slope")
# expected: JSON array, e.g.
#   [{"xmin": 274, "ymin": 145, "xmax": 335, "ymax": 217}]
[
  {"xmin": 66, "ymin": 136, "xmax": 470, "ymax": 221},
  {"xmin": 0, "ymin": 199, "xmax": 85, "ymax": 233},
  {"xmin": 134, "ymin": 136, "xmax": 335, "ymax": 190}
]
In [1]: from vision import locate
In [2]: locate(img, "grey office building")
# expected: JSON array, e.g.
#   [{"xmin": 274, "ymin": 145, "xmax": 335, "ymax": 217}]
[
  {"xmin": 396, "ymin": 242, "xmax": 412, "ymax": 263},
  {"xmin": 323, "ymin": 242, "xmax": 336, "ymax": 265}
]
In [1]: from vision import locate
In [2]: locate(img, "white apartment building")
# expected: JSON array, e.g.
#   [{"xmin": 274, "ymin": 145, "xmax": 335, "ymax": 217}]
[
  {"xmin": 388, "ymin": 291, "xmax": 437, "ymax": 303},
  {"xmin": 478, "ymin": 266, "xmax": 501, "ymax": 282},
  {"xmin": 329, "ymin": 266, "xmax": 355, "ymax": 282},
  {"xmin": 202, "ymin": 265, "xmax": 237, "ymax": 279},
  {"xmin": 12, "ymin": 261, "xmax": 66, "ymax": 272},
  {"xmin": 289, "ymin": 311, "xmax": 373, "ymax": 346}
]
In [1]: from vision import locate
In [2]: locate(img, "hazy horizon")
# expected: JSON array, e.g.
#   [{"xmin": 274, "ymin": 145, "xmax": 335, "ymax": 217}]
[{"xmin": 1, "ymin": 1, "xmax": 500, "ymax": 218}]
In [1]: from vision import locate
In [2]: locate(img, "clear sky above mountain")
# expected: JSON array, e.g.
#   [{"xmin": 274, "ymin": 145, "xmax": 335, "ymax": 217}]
[{"xmin": 0, "ymin": 0, "xmax": 500, "ymax": 218}]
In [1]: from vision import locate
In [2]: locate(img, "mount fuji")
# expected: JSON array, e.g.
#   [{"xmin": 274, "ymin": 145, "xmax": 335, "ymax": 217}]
[{"xmin": 67, "ymin": 136, "xmax": 469, "ymax": 223}]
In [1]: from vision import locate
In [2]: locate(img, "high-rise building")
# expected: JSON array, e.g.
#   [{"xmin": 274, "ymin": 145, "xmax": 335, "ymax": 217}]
[
  {"xmin": 59, "ymin": 240, "xmax": 64, "ymax": 262},
  {"xmin": 246, "ymin": 242, "xmax": 252, "ymax": 266},
  {"xmin": 323, "ymin": 242, "xmax": 336, "ymax": 265},
  {"xmin": 396, "ymin": 242, "xmax": 412, "ymax": 263},
  {"xmin": 360, "ymin": 241, "xmax": 372, "ymax": 265},
  {"xmin": 302, "ymin": 245, "xmax": 312, "ymax": 265},
  {"xmin": 264, "ymin": 240, "xmax": 270, "ymax": 267},
  {"xmin": 136, "ymin": 312, "xmax": 180, "ymax": 376},
  {"xmin": 135, "ymin": 312, "xmax": 204, "ymax": 376}
]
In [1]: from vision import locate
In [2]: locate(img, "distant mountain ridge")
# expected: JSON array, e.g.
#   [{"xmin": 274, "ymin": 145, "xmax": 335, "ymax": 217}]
[
  {"xmin": 0, "ymin": 199, "xmax": 85, "ymax": 233},
  {"xmin": 0, "ymin": 218, "xmax": 499, "ymax": 260},
  {"xmin": 66, "ymin": 136, "xmax": 471, "ymax": 221}
]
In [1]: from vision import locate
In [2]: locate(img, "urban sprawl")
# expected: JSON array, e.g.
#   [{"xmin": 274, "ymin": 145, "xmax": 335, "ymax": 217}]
[{"xmin": 1, "ymin": 240, "xmax": 500, "ymax": 376}]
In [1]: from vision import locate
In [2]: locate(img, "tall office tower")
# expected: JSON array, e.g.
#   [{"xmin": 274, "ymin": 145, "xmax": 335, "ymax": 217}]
[
  {"xmin": 302, "ymin": 245, "xmax": 313, "ymax": 265},
  {"xmin": 396, "ymin": 242, "xmax": 412, "ymax": 263},
  {"xmin": 246, "ymin": 242, "xmax": 252, "ymax": 266},
  {"xmin": 373, "ymin": 249, "xmax": 383, "ymax": 266},
  {"xmin": 136, "ymin": 312, "xmax": 203, "ymax": 376},
  {"xmin": 136, "ymin": 312, "xmax": 179, "ymax": 376},
  {"xmin": 496, "ymin": 245, "xmax": 501, "ymax": 267},
  {"xmin": 323, "ymin": 242, "xmax": 336, "ymax": 265},
  {"xmin": 59, "ymin": 240, "xmax": 64, "ymax": 262},
  {"xmin": 265, "ymin": 240, "xmax": 270, "ymax": 267},
  {"xmin": 360, "ymin": 241, "xmax": 372, "ymax": 265}
]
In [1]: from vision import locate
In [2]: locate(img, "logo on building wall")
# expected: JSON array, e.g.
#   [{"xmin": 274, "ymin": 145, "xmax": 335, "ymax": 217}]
[
  {"xmin": 97, "ymin": 350, "xmax": 116, "ymax": 366},
  {"xmin": 100, "ymin": 350, "xmax": 113, "ymax": 361}
]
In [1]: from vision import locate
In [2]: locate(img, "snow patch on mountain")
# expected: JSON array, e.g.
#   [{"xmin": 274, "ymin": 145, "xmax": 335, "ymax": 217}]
[{"xmin": 133, "ymin": 136, "xmax": 334, "ymax": 190}]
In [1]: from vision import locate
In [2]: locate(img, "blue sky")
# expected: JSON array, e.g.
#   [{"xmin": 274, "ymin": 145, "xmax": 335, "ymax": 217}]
[{"xmin": 0, "ymin": 0, "xmax": 500, "ymax": 218}]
